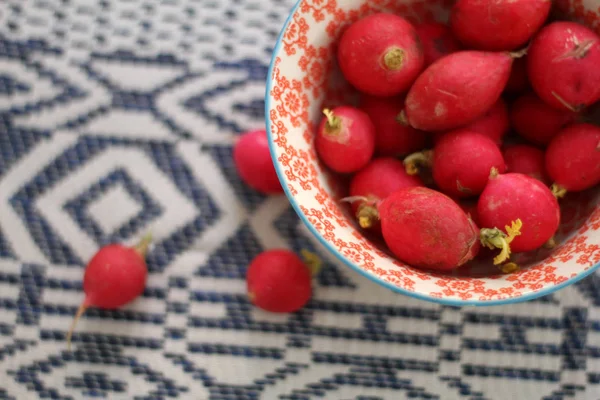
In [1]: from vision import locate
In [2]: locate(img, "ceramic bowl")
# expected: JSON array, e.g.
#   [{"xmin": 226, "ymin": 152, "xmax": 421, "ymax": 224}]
[{"xmin": 265, "ymin": 0, "xmax": 600, "ymax": 305}]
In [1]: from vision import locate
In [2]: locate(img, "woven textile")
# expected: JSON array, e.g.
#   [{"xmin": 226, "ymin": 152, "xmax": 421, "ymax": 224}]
[{"xmin": 0, "ymin": 0, "xmax": 599, "ymax": 399}]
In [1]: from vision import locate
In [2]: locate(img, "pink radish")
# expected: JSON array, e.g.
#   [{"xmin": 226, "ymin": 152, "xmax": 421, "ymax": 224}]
[
  {"xmin": 337, "ymin": 13, "xmax": 424, "ymax": 97},
  {"xmin": 505, "ymin": 57, "xmax": 530, "ymax": 94},
  {"xmin": 379, "ymin": 186, "xmax": 480, "ymax": 271},
  {"xmin": 359, "ymin": 95, "xmax": 427, "ymax": 157},
  {"xmin": 432, "ymin": 98, "xmax": 509, "ymax": 146},
  {"xmin": 415, "ymin": 21, "xmax": 462, "ymax": 66},
  {"xmin": 503, "ymin": 144, "xmax": 549, "ymax": 183},
  {"xmin": 510, "ymin": 92, "xmax": 577, "ymax": 146},
  {"xmin": 450, "ymin": 0, "xmax": 551, "ymax": 51},
  {"xmin": 234, "ymin": 129, "xmax": 283, "ymax": 194},
  {"xmin": 546, "ymin": 123, "xmax": 600, "ymax": 197},
  {"xmin": 247, "ymin": 250, "xmax": 313, "ymax": 313},
  {"xmin": 478, "ymin": 170, "xmax": 560, "ymax": 260},
  {"xmin": 346, "ymin": 157, "xmax": 423, "ymax": 231},
  {"xmin": 66, "ymin": 234, "xmax": 151, "ymax": 349},
  {"xmin": 315, "ymin": 106, "xmax": 376, "ymax": 173},
  {"xmin": 405, "ymin": 130, "xmax": 506, "ymax": 198},
  {"xmin": 400, "ymin": 50, "xmax": 519, "ymax": 131},
  {"xmin": 527, "ymin": 21, "xmax": 600, "ymax": 111}
]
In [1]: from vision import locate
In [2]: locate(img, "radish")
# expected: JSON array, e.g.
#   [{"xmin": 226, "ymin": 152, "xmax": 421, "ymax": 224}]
[
  {"xmin": 527, "ymin": 21, "xmax": 600, "ymax": 111},
  {"xmin": 510, "ymin": 92, "xmax": 576, "ymax": 146},
  {"xmin": 379, "ymin": 187, "xmax": 480, "ymax": 271},
  {"xmin": 315, "ymin": 106, "xmax": 376, "ymax": 173},
  {"xmin": 337, "ymin": 13, "xmax": 424, "ymax": 97},
  {"xmin": 234, "ymin": 129, "xmax": 283, "ymax": 194},
  {"xmin": 345, "ymin": 157, "xmax": 424, "ymax": 230},
  {"xmin": 503, "ymin": 144, "xmax": 549, "ymax": 183},
  {"xmin": 66, "ymin": 234, "xmax": 152, "ymax": 350},
  {"xmin": 400, "ymin": 50, "xmax": 519, "ymax": 131},
  {"xmin": 458, "ymin": 199, "xmax": 480, "ymax": 227},
  {"xmin": 433, "ymin": 98, "xmax": 509, "ymax": 145},
  {"xmin": 359, "ymin": 95, "xmax": 427, "ymax": 157},
  {"xmin": 478, "ymin": 170, "xmax": 560, "ymax": 262},
  {"xmin": 415, "ymin": 21, "xmax": 462, "ymax": 66},
  {"xmin": 505, "ymin": 57, "xmax": 530, "ymax": 94},
  {"xmin": 405, "ymin": 130, "xmax": 506, "ymax": 198},
  {"xmin": 546, "ymin": 123, "xmax": 600, "ymax": 197},
  {"xmin": 247, "ymin": 249, "xmax": 315, "ymax": 313},
  {"xmin": 450, "ymin": 0, "xmax": 550, "ymax": 51}
]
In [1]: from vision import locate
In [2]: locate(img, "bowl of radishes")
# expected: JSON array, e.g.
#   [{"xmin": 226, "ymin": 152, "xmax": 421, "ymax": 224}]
[{"xmin": 265, "ymin": 0, "xmax": 600, "ymax": 305}]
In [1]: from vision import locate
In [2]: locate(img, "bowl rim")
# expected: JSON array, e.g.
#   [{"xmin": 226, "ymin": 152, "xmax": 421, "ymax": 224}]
[{"xmin": 264, "ymin": 0, "xmax": 600, "ymax": 306}]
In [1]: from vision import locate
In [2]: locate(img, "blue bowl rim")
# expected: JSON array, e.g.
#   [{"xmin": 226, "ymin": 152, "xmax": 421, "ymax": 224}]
[{"xmin": 264, "ymin": 0, "xmax": 600, "ymax": 306}]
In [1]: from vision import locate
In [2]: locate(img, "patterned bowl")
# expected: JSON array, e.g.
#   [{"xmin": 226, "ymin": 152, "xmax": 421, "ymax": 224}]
[{"xmin": 265, "ymin": 0, "xmax": 600, "ymax": 305}]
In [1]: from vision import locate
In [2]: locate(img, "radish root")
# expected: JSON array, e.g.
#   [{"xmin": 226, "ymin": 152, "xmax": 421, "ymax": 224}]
[
  {"xmin": 403, "ymin": 150, "xmax": 433, "ymax": 175},
  {"xmin": 323, "ymin": 108, "xmax": 342, "ymax": 134},
  {"xmin": 66, "ymin": 301, "xmax": 89, "ymax": 351},
  {"xmin": 356, "ymin": 204, "xmax": 379, "ymax": 229},
  {"xmin": 500, "ymin": 262, "xmax": 520, "ymax": 274},
  {"xmin": 300, "ymin": 249, "xmax": 323, "ymax": 276},
  {"xmin": 551, "ymin": 183, "xmax": 567, "ymax": 198},
  {"xmin": 480, "ymin": 219, "xmax": 523, "ymax": 265},
  {"xmin": 134, "ymin": 232, "xmax": 153, "ymax": 257}
]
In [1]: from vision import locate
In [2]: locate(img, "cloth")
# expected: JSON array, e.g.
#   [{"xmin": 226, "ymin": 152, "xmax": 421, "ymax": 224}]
[{"xmin": 0, "ymin": 0, "xmax": 598, "ymax": 399}]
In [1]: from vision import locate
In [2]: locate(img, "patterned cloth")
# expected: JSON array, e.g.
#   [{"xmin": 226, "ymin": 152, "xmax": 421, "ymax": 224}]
[{"xmin": 0, "ymin": 0, "xmax": 599, "ymax": 399}]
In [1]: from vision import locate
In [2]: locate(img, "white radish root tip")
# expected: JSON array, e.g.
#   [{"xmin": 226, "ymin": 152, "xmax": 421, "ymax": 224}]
[{"xmin": 66, "ymin": 301, "xmax": 89, "ymax": 351}]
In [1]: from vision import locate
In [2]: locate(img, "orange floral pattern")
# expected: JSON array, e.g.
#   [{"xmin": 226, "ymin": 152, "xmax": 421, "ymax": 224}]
[{"xmin": 267, "ymin": 0, "xmax": 600, "ymax": 303}]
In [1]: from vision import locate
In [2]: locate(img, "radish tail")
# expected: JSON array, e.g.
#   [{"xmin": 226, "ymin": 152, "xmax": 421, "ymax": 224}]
[
  {"xmin": 66, "ymin": 300, "xmax": 89, "ymax": 351},
  {"xmin": 134, "ymin": 232, "xmax": 153, "ymax": 257}
]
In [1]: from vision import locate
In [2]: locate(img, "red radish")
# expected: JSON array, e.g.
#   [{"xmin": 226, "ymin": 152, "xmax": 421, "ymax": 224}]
[
  {"xmin": 510, "ymin": 92, "xmax": 576, "ymax": 145},
  {"xmin": 405, "ymin": 130, "xmax": 506, "ymax": 198},
  {"xmin": 415, "ymin": 21, "xmax": 462, "ymax": 66},
  {"xmin": 345, "ymin": 157, "xmax": 424, "ymax": 230},
  {"xmin": 246, "ymin": 249, "xmax": 313, "ymax": 313},
  {"xmin": 359, "ymin": 95, "xmax": 427, "ymax": 157},
  {"xmin": 433, "ymin": 98, "xmax": 509, "ymax": 145},
  {"xmin": 505, "ymin": 57, "xmax": 529, "ymax": 94},
  {"xmin": 400, "ymin": 50, "xmax": 518, "ymax": 131},
  {"xmin": 478, "ymin": 170, "xmax": 560, "ymax": 260},
  {"xmin": 527, "ymin": 21, "xmax": 600, "ymax": 111},
  {"xmin": 337, "ymin": 13, "xmax": 424, "ymax": 97},
  {"xmin": 66, "ymin": 234, "xmax": 152, "ymax": 350},
  {"xmin": 545, "ymin": 123, "xmax": 600, "ymax": 197},
  {"xmin": 458, "ymin": 199, "xmax": 480, "ymax": 227},
  {"xmin": 233, "ymin": 129, "xmax": 283, "ymax": 194},
  {"xmin": 315, "ymin": 106, "xmax": 376, "ymax": 173},
  {"xmin": 379, "ymin": 187, "xmax": 480, "ymax": 271},
  {"xmin": 450, "ymin": 0, "xmax": 550, "ymax": 51},
  {"xmin": 503, "ymin": 144, "xmax": 549, "ymax": 183}
]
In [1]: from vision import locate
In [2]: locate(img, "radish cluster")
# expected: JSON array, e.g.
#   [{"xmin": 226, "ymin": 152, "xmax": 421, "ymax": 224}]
[
  {"xmin": 223, "ymin": 5, "xmax": 600, "ymax": 316},
  {"xmin": 312, "ymin": 9, "xmax": 600, "ymax": 273}
]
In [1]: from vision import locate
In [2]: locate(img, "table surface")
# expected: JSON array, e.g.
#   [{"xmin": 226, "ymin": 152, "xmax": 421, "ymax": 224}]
[{"xmin": 0, "ymin": 0, "xmax": 599, "ymax": 399}]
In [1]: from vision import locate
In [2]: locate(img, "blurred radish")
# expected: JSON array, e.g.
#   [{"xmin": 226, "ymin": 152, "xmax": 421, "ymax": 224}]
[
  {"xmin": 66, "ymin": 234, "xmax": 152, "ymax": 350},
  {"xmin": 234, "ymin": 129, "xmax": 283, "ymax": 194}
]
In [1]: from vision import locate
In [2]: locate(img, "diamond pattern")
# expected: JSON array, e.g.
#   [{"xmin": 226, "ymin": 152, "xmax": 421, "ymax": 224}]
[{"xmin": 0, "ymin": 1, "xmax": 598, "ymax": 399}]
